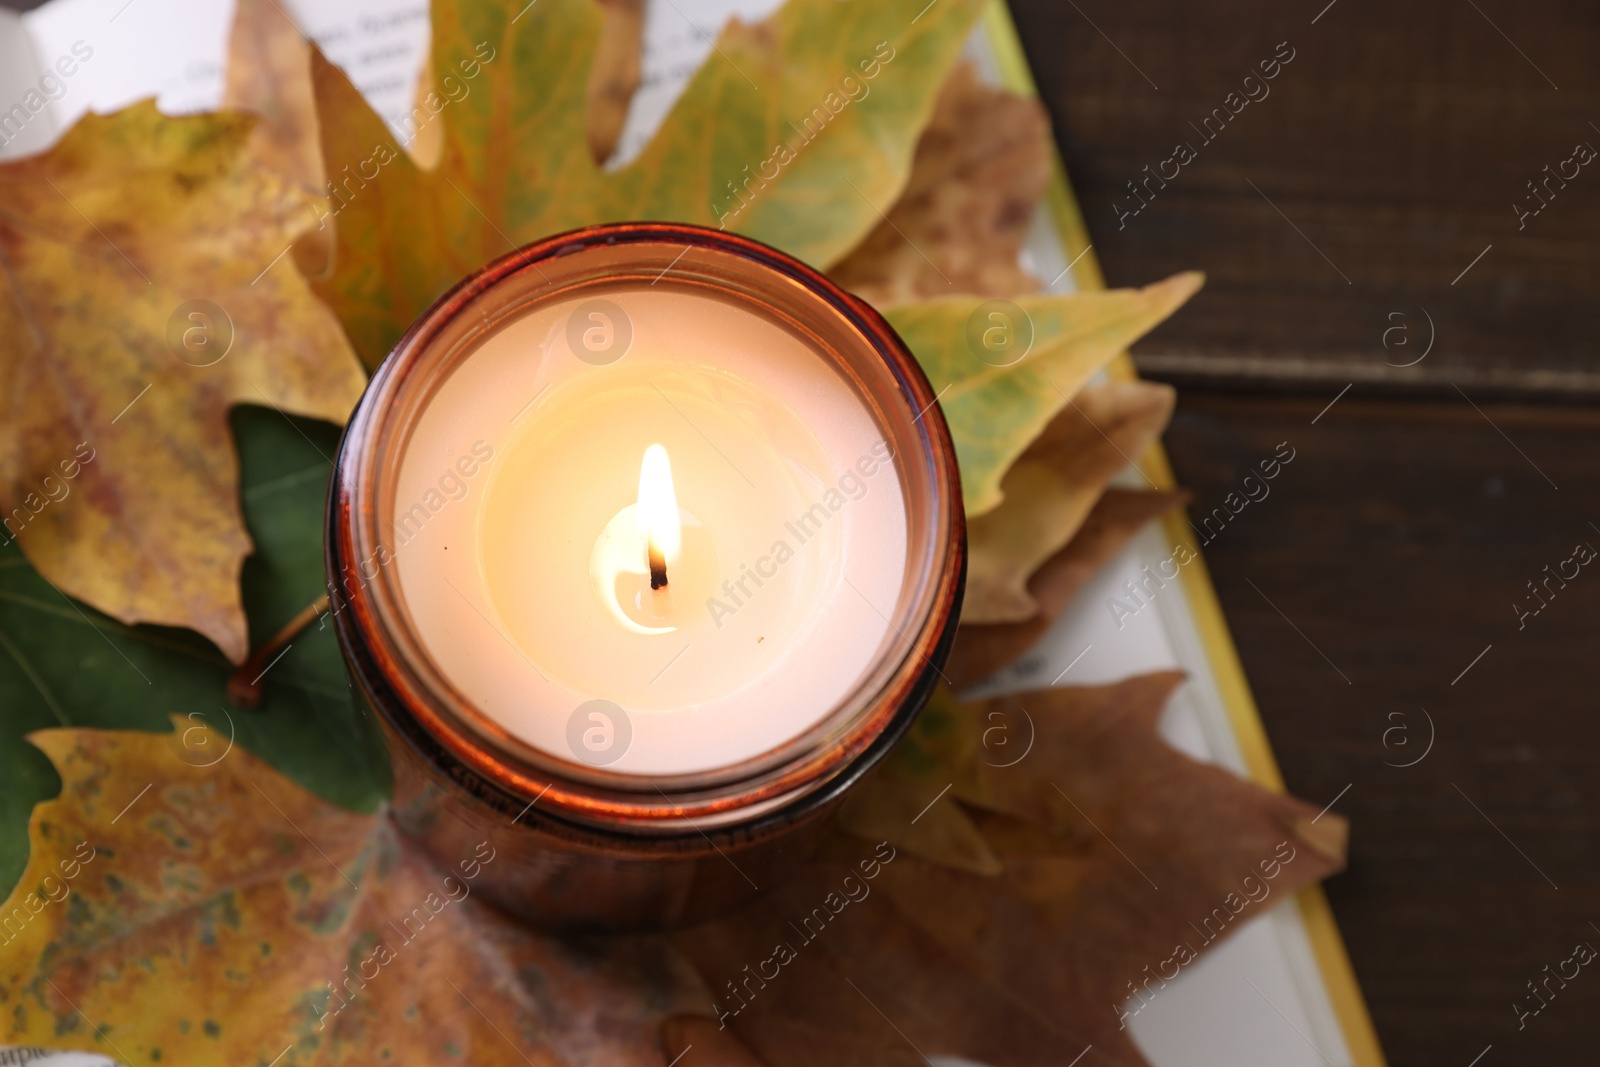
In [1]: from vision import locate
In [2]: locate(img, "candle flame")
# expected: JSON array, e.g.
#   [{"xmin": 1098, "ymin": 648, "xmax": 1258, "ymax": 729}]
[{"xmin": 638, "ymin": 443, "xmax": 680, "ymax": 587}]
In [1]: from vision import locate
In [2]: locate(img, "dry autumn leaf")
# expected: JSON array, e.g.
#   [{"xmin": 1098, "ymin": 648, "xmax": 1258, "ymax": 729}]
[
  {"xmin": 948, "ymin": 674, "xmax": 1348, "ymax": 866},
  {"xmin": 883, "ymin": 272, "xmax": 1202, "ymax": 516},
  {"xmin": 402, "ymin": 51, "xmax": 447, "ymax": 172},
  {"xmin": 661, "ymin": 1015, "xmax": 768, "ymax": 1066},
  {"xmin": 0, "ymin": 722, "xmax": 706, "ymax": 1065},
  {"xmin": 222, "ymin": 0, "xmax": 323, "ymax": 195},
  {"xmin": 0, "ymin": 681, "xmax": 1346, "ymax": 1067},
  {"xmin": 0, "ymin": 104, "xmax": 366, "ymax": 663},
  {"xmin": 676, "ymin": 672, "xmax": 1347, "ymax": 1067},
  {"xmin": 222, "ymin": 0, "xmax": 335, "ymax": 277},
  {"xmin": 837, "ymin": 749, "xmax": 1002, "ymax": 877},
  {"xmin": 586, "ymin": 0, "xmax": 647, "ymax": 165},
  {"xmin": 300, "ymin": 0, "xmax": 1199, "ymax": 527},
  {"xmin": 946, "ymin": 487, "xmax": 1189, "ymax": 690},
  {"xmin": 674, "ymin": 857, "xmax": 1074, "ymax": 1066},
  {"xmin": 963, "ymin": 379, "xmax": 1176, "ymax": 623},
  {"xmin": 308, "ymin": 0, "xmax": 993, "ymax": 368},
  {"xmin": 830, "ymin": 61, "xmax": 1051, "ymax": 307}
]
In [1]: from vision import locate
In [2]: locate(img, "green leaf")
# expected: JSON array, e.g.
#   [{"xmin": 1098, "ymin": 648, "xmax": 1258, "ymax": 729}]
[
  {"xmin": 0, "ymin": 408, "xmax": 385, "ymax": 895},
  {"xmin": 884, "ymin": 272, "xmax": 1204, "ymax": 515},
  {"xmin": 310, "ymin": 0, "xmax": 991, "ymax": 367}
]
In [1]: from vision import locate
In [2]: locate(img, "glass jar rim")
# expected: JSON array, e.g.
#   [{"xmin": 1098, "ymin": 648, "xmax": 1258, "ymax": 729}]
[{"xmin": 327, "ymin": 222, "xmax": 965, "ymax": 835}]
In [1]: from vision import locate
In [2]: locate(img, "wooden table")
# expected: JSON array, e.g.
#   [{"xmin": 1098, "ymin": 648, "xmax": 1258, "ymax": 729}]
[{"xmin": 1005, "ymin": 0, "xmax": 1600, "ymax": 1061}]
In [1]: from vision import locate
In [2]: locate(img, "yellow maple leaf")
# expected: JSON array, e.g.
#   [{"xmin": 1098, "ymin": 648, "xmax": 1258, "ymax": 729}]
[{"xmin": 0, "ymin": 104, "xmax": 365, "ymax": 662}]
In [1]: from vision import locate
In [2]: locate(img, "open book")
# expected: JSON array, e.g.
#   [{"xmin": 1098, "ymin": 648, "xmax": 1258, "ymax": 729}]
[
  {"xmin": 0, "ymin": 0, "xmax": 1384, "ymax": 1064},
  {"xmin": 0, "ymin": 0, "xmax": 427, "ymax": 161}
]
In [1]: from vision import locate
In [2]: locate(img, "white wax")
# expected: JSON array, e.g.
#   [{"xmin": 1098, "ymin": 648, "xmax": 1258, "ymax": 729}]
[{"xmin": 391, "ymin": 286, "xmax": 908, "ymax": 775}]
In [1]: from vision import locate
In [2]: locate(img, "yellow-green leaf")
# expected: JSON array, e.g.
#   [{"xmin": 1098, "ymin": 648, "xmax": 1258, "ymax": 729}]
[
  {"xmin": 884, "ymin": 272, "xmax": 1203, "ymax": 516},
  {"xmin": 964, "ymin": 379, "xmax": 1175, "ymax": 622},
  {"xmin": 311, "ymin": 0, "xmax": 991, "ymax": 367}
]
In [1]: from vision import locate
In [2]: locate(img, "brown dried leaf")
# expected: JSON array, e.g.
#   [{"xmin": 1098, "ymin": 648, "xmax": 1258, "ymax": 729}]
[
  {"xmin": 222, "ymin": 0, "xmax": 333, "ymax": 277},
  {"xmin": 684, "ymin": 674, "xmax": 1347, "ymax": 1067},
  {"xmin": 661, "ymin": 1015, "xmax": 770, "ymax": 1066},
  {"xmin": 963, "ymin": 380, "xmax": 1176, "ymax": 623},
  {"xmin": 956, "ymin": 673, "xmax": 1343, "ymax": 864},
  {"xmin": 222, "ymin": 0, "xmax": 323, "ymax": 193},
  {"xmin": 837, "ymin": 767, "xmax": 1001, "ymax": 876},
  {"xmin": 947, "ymin": 487, "xmax": 1188, "ymax": 689},
  {"xmin": 831, "ymin": 61, "xmax": 1051, "ymax": 305},
  {"xmin": 587, "ymin": 0, "xmax": 646, "ymax": 164},
  {"xmin": 674, "ymin": 857, "xmax": 1075, "ymax": 1066},
  {"xmin": 405, "ymin": 48, "xmax": 446, "ymax": 170}
]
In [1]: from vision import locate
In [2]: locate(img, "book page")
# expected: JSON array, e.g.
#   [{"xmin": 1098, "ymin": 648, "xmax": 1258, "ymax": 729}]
[
  {"xmin": 8, "ymin": 0, "xmax": 771, "ymax": 165},
  {"xmin": 0, "ymin": 0, "xmax": 429, "ymax": 161},
  {"xmin": 0, "ymin": 9, "xmax": 63, "ymax": 159},
  {"xmin": 21, "ymin": 0, "xmax": 233, "ymax": 130}
]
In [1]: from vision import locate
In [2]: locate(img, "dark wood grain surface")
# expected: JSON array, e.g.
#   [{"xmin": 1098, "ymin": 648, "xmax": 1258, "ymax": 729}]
[
  {"xmin": 1165, "ymin": 391, "xmax": 1600, "ymax": 1065},
  {"xmin": 1009, "ymin": 0, "xmax": 1600, "ymax": 399},
  {"xmin": 1004, "ymin": 0, "xmax": 1600, "ymax": 1062}
]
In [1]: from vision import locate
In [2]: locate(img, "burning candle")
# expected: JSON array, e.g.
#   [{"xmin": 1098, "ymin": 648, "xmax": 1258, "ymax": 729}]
[
  {"xmin": 389, "ymin": 278, "xmax": 910, "ymax": 774},
  {"xmin": 328, "ymin": 224, "xmax": 962, "ymax": 929}
]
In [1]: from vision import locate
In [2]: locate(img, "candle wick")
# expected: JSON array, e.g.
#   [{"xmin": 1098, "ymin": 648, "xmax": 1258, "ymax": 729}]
[{"xmin": 648, "ymin": 543, "xmax": 669, "ymax": 590}]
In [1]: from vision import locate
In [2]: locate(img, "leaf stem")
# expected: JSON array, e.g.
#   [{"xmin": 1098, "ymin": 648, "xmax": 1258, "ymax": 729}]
[{"xmin": 227, "ymin": 594, "xmax": 330, "ymax": 709}]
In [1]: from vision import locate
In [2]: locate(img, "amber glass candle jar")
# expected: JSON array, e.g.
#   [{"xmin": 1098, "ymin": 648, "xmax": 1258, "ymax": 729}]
[{"xmin": 327, "ymin": 223, "xmax": 963, "ymax": 931}]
